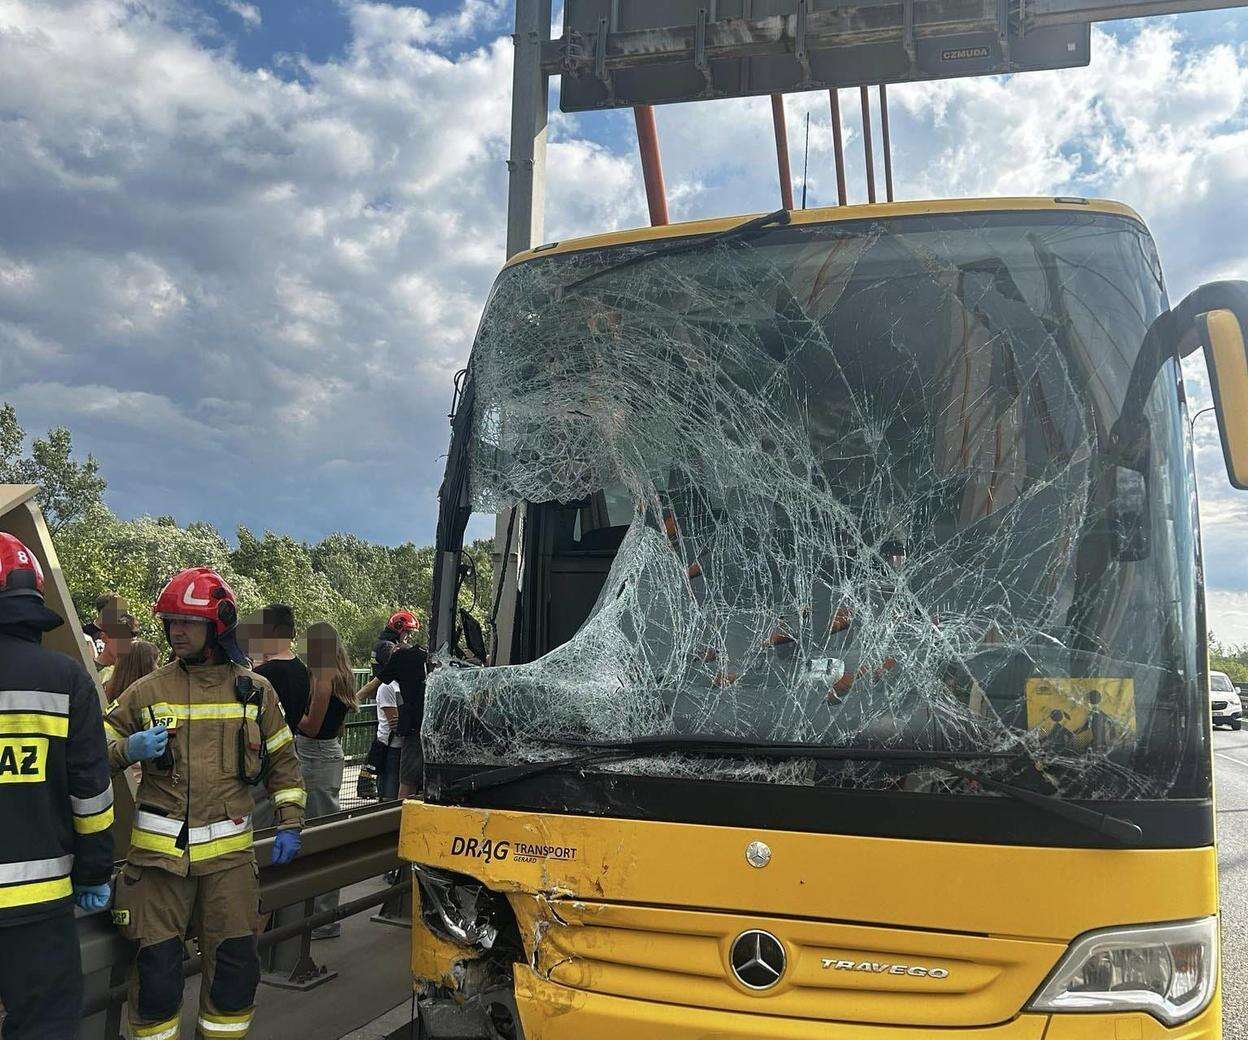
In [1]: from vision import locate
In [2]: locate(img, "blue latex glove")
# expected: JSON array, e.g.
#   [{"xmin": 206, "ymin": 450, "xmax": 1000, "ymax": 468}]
[
  {"xmin": 74, "ymin": 882, "xmax": 111, "ymax": 912},
  {"xmin": 125, "ymin": 726, "xmax": 168, "ymax": 763},
  {"xmin": 271, "ymin": 829, "xmax": 301, "ymax": 866}
]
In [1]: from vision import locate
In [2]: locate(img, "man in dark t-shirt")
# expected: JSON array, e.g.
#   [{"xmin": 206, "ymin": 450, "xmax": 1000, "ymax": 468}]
[
  {"xmin": 376, "ymin": 642, "xmax": 427, "ymax": 797},
  {"xmin": 241, "ymin": 604, "xmax": 311, "ymax": 828},
  {"xmin": 354, "ymin": 612, "xmax": 428, "ymax": 798},
  {"xmin": 255, "ymin": 655, "xmax": 311, "ymax": 728},
  {"xmin": 246, "ymin": 604, "xmax": 311, "ymax": 725},
  {"xmin": 376, "ymin": 643, "xmax": 427, "ymax": 740}
]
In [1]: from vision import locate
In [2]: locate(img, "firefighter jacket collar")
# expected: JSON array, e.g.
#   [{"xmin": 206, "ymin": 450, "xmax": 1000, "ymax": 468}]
[
  {"xmin": 178, "ymin": 660, "xmax": 240, "ymax": 686},
  {"xmin": 0, "ymin": 594, "xmax": 63, "ymax": 638}
]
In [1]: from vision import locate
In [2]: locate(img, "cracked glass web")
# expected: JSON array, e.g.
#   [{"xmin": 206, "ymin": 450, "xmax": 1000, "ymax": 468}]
[{"xmin": 426, "ymin": 210, "xmax": 1205, "ymax": 801}]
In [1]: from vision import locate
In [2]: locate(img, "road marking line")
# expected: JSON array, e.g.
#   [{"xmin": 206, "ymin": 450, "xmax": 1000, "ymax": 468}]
[{"xmin": 1215, "ymin": 751, "xmax": 1248, "ymax": 769}]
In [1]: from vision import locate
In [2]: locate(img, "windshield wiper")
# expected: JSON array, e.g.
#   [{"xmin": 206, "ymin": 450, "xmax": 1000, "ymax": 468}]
[
  {"xmin": 558, "ymin": 208, "xmax": 793, "ymax": 297},
  {"xmin": 438, "ymin": 734, "xmax": 1145, "ymax": 845},
  {"xmin": 439, "ymin": 734, "xmax": 1022, "ymax": 798},
  {"xmin": 933, "ymin": 763, "xmax": 1143, "ymax": 845}
]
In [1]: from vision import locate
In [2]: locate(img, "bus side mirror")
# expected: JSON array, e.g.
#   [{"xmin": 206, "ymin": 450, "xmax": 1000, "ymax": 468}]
[
  {"xmin": 1171, "ymin": 281, "xmax": 1248, "ymax": 490},
  {"xmin": 1196, "ymin": 309, "xmax": 1248, "ymax": 489}
]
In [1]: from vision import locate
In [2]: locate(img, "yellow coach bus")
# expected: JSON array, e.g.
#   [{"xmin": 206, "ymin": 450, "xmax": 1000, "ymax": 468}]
[{"xmin": 399, "ymin": 196, "xmax": 1248, "ymax": 1038}]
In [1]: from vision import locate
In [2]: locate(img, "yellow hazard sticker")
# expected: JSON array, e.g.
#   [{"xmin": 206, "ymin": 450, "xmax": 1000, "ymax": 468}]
[
  {"xmin": 0, "ymin": 737, "xmax": 48, "ymax": 783},
  {"xmin": 1026, "ymin": 678, "xmax": 1136, "ymax": 751}
]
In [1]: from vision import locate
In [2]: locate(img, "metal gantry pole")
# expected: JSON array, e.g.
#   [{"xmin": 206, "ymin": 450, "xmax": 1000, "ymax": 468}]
[
  {"xmin": 488, "ymin": 0, "xmax": 551, "ymax": 664},
  {"xmin": 633, "ymin": 105, "xmax": 670, "ymax": 225},
  {"xmin": 879, "ymin": 84, "xmax": 895, "ymax": 202},
  {"xmin": 859, "ymin": 85, "xmax": 876, "ymax": 204},
  {"xmin": 770, "ymin": 93, "xmax": 795, "ymax": 210},
  {"xmin": 505, "ymin": 0, "xmax": 551, "ymax": 259},
  {"xmin": 829, "ymin": 89, "xmax": 848, "ymax": 205}
]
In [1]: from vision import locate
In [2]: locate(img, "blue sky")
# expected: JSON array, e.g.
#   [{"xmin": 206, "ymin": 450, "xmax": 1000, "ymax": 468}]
[
  {"xmin": 3, "ymin": 0, "xmax": 1248, "ymax": 637},
  {"xmin": 193, "ymin": 0, "xmax": 482, "ymax": 71}
]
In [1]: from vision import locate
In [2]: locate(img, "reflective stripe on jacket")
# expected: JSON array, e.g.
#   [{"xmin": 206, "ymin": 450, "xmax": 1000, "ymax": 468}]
[
  {"xmin": 0, "ymin": 627, "xmax": 115, "ymax": 923},
  {"xmin": 105, "ymin": 660, "xmax": 305, "ymax": 877},
  {"xmin": 131, "ymin": 809, "xmax": 255, "ymax": 864},
  {"xmin": 0, "ymin": 854, "xmax": 74, "ymax": 911}
]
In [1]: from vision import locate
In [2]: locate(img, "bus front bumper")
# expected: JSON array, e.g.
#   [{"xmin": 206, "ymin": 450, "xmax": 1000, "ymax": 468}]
[{"xmin": 511, "ymin": 969, "xmax": 1222, "ymax": 1040}]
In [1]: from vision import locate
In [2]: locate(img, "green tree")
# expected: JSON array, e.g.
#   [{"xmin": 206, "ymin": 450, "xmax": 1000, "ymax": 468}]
[
  {"xmin": 1210, "ymin": 639, "xmax": 1248, "ymax": 685},
  {"xmin": 231, "ymin": 527, "xmax": 369, "ymax": 660},
  {"xmin": 7, "ymin": 404, "xmax": 500, "ymax": 668},
  {"xmin": 57, "ymin": 505, "xmax": 261, "ymax": 645},
  {"xmin": 0, "ymin": 404, "xmax": 22, "ymax": 469},
  {"xmin": 310, "ymin": 532, "xmax": 392, "ymax": 608},
  {"xmin": 0, "ymin": 403, "xmax": 107, "ymax": 531}
]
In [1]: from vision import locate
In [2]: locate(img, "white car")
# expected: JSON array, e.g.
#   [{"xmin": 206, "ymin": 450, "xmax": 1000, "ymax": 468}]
[{"xmin": 1210, "ymin": 670, "xmax": 1243, "ymax": 731}]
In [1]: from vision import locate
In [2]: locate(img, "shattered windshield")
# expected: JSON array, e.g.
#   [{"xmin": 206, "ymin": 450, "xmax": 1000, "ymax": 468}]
[{"xmin": 427, "ymin": 210, "xmax": 1206, "ymax": 803}]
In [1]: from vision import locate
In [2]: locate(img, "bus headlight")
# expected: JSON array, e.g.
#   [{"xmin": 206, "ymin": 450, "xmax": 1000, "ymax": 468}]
[{"xmin": 1028, "ymin": 917, "xmax": 1217, "ymax": 1025}]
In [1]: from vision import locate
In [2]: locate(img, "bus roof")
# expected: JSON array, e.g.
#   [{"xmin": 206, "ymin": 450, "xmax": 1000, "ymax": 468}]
[{"xmin": 505, "ymin": 196, "xmax": 1144, "ymax": 268}]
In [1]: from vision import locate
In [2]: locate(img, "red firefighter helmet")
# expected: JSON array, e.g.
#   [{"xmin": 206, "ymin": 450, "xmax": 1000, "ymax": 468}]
[
  {"xmin": 0, "ymin": 533, "xmax": 45, "ymax": 598},
  {"xmin": 388, "ymin": 610, "xmax": 421, "ymax": 635},
  {"xmin": 153, "ymin": 567, "xmax": 239, "ymax": 636}
]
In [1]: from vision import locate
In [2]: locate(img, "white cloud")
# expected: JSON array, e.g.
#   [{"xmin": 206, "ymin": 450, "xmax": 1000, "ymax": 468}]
[
  {"xmin": 0, "ymin": 0, "xmax": 643, "ymax": 544},
  {"xmin": 219, "ymin": 0, "xmax": 260, "ymax": 30},
  {"xmin": 1207, "ymin": 590, "xmax": 1248, "ymax": 646},
  {"xmin": 349, "ymin": 0, "xmax": 509, "ymax": 49}
]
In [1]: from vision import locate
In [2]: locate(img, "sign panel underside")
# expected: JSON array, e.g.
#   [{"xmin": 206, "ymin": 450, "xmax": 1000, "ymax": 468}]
[{"xmin": 557, "ymin": 0, "xmax": 1091, "ymax": 112}]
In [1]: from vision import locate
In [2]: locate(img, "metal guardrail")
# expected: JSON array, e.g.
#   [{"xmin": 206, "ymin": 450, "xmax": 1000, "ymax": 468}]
[
  {"xmin": 83, "ymin": 882, "xmax": 413, "ymax": 1017},
  {"xmin": 77, "ymin": 800, "xmax": 405, "ymax": 1028},
  {"xmin": 258, "ymin": 801, "xmax": 402, "ymax": 910}
]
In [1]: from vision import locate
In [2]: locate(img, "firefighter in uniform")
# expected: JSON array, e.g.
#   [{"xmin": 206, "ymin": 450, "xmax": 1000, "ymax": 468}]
[
  {"xmin": 0, "ymin": 533, "xmax": 114, "ymax": 1040},
  {"xmin": 104, "ymin": 568, "xmax": 306, "ymax": 1040}
]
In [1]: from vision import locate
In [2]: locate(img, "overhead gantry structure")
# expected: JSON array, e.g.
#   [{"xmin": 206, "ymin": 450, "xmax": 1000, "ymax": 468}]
[{"xmin": 505, "ymin": 0, "xmax": 1246, "ymax": 243}]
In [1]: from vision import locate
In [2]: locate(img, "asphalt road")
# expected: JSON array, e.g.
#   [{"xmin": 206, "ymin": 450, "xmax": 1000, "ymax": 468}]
[{"xmin": 1215, "ymin": 727, "xmax": 1248, "ymax": 1037}]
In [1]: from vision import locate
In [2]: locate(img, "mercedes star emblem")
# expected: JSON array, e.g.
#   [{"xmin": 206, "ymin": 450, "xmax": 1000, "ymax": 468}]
[
  {"xmin": 730, "ymin": 929, "xmax": 787, "ymax": 990},
  {"xmin": 745, "ymin": 840, "xmax": 772, "ymax": 868}
]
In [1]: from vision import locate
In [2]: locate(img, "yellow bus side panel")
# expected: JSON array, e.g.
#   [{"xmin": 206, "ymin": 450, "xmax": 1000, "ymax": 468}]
[{"xmin": 400, "ymin": 801, "xmax": 1217, "ymax": 941}]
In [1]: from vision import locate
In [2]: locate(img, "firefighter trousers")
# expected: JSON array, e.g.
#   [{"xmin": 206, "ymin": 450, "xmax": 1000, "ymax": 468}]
[
  {"xmin": 0, "ymin": 909, "xmax": 82, "ymax": 1040},
  {"xmin": 114, "ymin": 861, "xmax": 260, "ymax": 1040}
]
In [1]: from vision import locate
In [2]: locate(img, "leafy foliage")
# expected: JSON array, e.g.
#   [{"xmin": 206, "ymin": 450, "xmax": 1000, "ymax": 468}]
[
  {"xmin": 1210, "ymin": 640, "xmax": 1248, "ymax": 685},
  {"xmin": 0, "ymin": 403, "xmax": 107, "ymax": 531},
  {"xmin": 5, "ymin": 404, "xmax": 492, "ymax": 664}
]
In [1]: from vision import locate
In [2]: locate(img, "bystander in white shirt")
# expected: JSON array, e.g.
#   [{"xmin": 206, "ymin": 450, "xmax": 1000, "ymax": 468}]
[{"xmin": 375, "ymin": 681, "xmax": 402, "ymax": 747}]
